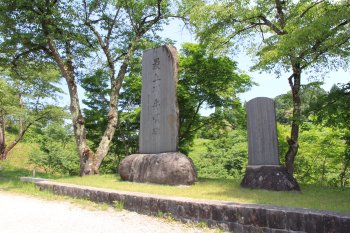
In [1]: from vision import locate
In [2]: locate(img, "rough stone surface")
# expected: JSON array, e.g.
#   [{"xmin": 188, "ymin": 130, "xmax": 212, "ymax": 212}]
[
  {"xmin": 118, "ymin": 152, "xmax": 197, "ymax": 185},
  {"xmin": 241, "ymin": 166, "xmax": 300, "ymax": 191},
  {"xmin": 243, "ymin": 97, "xmax": 300, "ymax": 191},
  {"xmin": 246, "ymin": 97, "xmax": 279, "ymax": 165},
  {"xmin": 139, "ymin": 45, "xmax": 179, "ymax": 154},
  {"xmin": 35, "ymin": 181, "xmax": 350, "ymax": 233}
]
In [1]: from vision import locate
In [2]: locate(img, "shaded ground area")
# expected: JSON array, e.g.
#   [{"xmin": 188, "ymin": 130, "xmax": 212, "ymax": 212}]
[{"xmin": 0, "ymin": 191, "xmax": 216, "ymax": 233}]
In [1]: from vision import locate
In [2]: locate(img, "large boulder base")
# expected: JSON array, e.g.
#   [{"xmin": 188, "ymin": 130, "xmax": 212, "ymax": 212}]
[
  {"xmin": 118, "ymin": 152, "xmax": 197, "ymax": 185},
  {"xmin": 241, "ymin": 165, "xmax": 300, "ymax": 191}
]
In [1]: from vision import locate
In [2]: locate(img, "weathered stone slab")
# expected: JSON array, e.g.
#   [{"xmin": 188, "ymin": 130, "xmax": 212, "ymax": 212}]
[
  {"xmin": 139, "ymin": 45, "xmax": 179, "ymax": 153},
  {"xmin": 242, "ymin": 97, "xmax": 300, "ymax": 191},
  {"xmin": 118, "ymin": 152, "xmax": 197, "ymax": 185},
  {"xmin": 246, "ymin": 97, "xmax": 279, "ymax": 165}
]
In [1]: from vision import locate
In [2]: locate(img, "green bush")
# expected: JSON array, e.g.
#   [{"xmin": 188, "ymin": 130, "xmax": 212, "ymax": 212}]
[
  {"xmin": 277, "ymin": 123, "xmax": 348, "ymax": 187},
  {"xmin": 193, "ymin": 130, "xmax": 248, "ymax": 179},
  {"xmin": 28, "ymin": 123, "xmax": 79, "ymax": 176}
]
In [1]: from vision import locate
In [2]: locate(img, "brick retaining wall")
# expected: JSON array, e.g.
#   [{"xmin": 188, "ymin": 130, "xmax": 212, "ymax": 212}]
[{"xmin": 35, "ymin": 181, "xmax": 350, "ymax": 233}]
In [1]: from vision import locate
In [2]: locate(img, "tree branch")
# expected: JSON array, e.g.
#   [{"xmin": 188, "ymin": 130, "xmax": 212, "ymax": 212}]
[
  {"xmin": 300, "ymin": 0, "xmax": 325, "ymax": 18},
  {"xmin": 179, "ymin": 99, "xmax": 205, "ymax": 142},
  {"xmin": 85, "ymin": 20, "xmax": 116, "ymax": 81},
  {"xmin": 106, "ymin": 8, "xmax": 121, "ymax": 47},
  {"xmin": 259, "ymin": 15, "xmax": 287, "ymax": 35},
  {"xmin": 299, "ymin": 20, "xmax": 350, "ymax": 69},
  {"xmin": 275, "ymin": 0, "xmax": 286, "ymax": 28}
]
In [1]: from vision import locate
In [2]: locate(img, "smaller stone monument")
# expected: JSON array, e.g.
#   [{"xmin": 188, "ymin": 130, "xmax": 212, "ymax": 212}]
[
  {"xmin": 118, "ymin": 45, "xmax": 197, "ymax": 185},
  {"xmin": 241, "ymin": 97, "xmax": 300, "ymax": 191}
]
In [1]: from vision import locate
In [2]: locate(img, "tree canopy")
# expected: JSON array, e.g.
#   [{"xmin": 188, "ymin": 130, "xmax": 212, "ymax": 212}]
[
  {"xmin": 0, "ymin": 0, "xmax": 175, "ymax": 175},
  {"xmin": 182, "ymin": 0, "xmax": 350, "ymax": 175}
]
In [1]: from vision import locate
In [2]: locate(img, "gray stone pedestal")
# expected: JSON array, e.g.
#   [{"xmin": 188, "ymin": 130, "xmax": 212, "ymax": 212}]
[
  {"xmin": 241, "ymin": 165, "xmax": 300, "ymax": 191},
  {"xmin": 118, "ymin": 152, "xmax": 197, "ymax": 185}
]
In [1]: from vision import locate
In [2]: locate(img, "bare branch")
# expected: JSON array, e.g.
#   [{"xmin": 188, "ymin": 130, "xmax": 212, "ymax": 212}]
[
  {"xmin": 275, "ymin": 0, "xmax": 286, "ymax": 28},
  {"xmin": 106, "ymin": 8, "xmax": 121, "ymax": 47},
  {"xmin": 85, "ymin": 20, "xmax": 116, "ymax": 81},
  {"xmin": 259, "ymin": 15, "xmax": 287, "ymax": 35},
  {"xmin": 300, "ymin": 0, "xmax": 325, "ymax": 18}
]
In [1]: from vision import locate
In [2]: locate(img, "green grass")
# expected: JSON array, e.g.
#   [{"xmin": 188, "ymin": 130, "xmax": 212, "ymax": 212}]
[
  {"xmin": 1, "ymin": 140, "xmax": 350, "ymax": 214},
  {"xmin": 54, "ymin": 174, "xmax": 350, "ymax": 213},
  {"xmin": 0, "ymin": 164, "xmax": 117, "ymax": 211},
  {"xmin": 1, "ymin": 161, "xmax": 349, "ymax": 214}
]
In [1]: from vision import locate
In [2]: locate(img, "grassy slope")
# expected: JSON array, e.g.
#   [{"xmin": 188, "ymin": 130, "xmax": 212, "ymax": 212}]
[
  {"xmin": 1, "ymin": 140, "xmax": 350, "ymax": 213},
  {"xmin": 56, "ymin": 174, "xmax": 350, "ymax": 213}
]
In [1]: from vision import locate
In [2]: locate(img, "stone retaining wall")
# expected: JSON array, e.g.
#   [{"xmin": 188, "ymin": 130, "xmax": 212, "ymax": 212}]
[{"xmin": 35, "ymin": 181, "xmax": 350, "ymax": 233}]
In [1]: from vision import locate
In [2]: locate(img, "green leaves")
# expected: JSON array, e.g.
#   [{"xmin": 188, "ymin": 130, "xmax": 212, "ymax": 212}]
[
  {"xmin": 184, "ymin": 0, "xmax": 350, "ymax": 73},
  {"xmin": 0, "ymin": 78, "xmax": 20, "ymax": 115},
  {"xmin": 192, "ymin": 130, "xmax": 248, "ymax": 179},
  {"xmin": 28, "ymin": 123, "xmax": 79, "ymax": 176},
  {"xmin": 177, "ymin": 43, "xmax": 252, "ymax": 150}
]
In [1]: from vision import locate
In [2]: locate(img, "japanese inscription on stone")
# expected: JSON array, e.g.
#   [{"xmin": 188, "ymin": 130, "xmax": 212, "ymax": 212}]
[
  {"xmin": 246, "ymin": 97, "xmax": 280, "ymax": 165},
  {"xmin": 139, "ymin": 45, "xmax": 179, "ymax": 153}
]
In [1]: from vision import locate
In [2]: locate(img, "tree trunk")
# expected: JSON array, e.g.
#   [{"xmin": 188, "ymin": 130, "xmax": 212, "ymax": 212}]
[
  {"xmin": 43, "ymin": 26, "xmax": 97, "ymax": 176},
  {"xmin": 66, "ymin": 75, "xmax": 97, "ymax": 176},
  {"xmin": 0, "ymin": 112, "xmax": 32, "ymax": 160},
  {"xmin": 285, "ymin": 62, "xmax": 301, "ymax": 175},
  {"xmin": 0, "ymin": 114, "xmax": 6, "ymax": 160},
  {"xmin": 339, "ymin": 154, "xmax": 350, "ymax": 188},
  {"xmin": 93, "ymin": 53, "xmax": 133, "ymax": 171},
  {"xmin": 340, "ymin": 135, "xmax": 350, "ymax": 188},
  {"xmin": 45, "ymin": 31, "xmax": 136, "ymax": 176}
]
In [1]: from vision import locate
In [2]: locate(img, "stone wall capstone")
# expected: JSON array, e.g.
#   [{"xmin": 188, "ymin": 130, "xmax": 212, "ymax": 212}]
[{"xmin": 34, "ymin": 181, "xmax": 350, "ymax": 233}]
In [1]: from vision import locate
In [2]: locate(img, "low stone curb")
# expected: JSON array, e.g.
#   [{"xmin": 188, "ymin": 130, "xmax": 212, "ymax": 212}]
[
  {"xmin": 34, "ymin": 181, "xmax": 350, "ymax": 233},
  {"xmin": 20, "ymin": 177, "xmax": 49, "ymax": 183}
]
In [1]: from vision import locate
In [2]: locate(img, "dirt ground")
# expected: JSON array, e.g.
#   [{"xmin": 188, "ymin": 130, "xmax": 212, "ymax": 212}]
[{"xmin": 0, "ymin": 191, "xmax": 218, "ymax": 233}]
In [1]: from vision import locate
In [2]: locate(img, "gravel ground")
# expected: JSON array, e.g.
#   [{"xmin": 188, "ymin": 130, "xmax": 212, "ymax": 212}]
[{"xmin": 0, "ymin": 191, "xmax": 218, "ymax": 233}]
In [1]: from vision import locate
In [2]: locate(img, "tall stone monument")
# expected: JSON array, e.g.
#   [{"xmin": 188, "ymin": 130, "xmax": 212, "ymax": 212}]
[
  {"xmin": 118, "ymin": 45, "xmax": 197, "ymax": 185},
  {"xmin": 139, "ymin": 45, "xmax": 179, "ymax": 153},
  {"xmin": 241, "ymin": 97, "xmax": 300, "ymax": 191}
]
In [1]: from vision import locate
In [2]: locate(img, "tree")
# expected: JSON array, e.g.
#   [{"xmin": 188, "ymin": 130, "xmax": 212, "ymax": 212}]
[
  {"xmin": 309, "ymin": 83, "xmax": 350, "ymax": 187},
  {"xmin": 193, "ymin": 129, "xmax": 248, "ymax": 179},
  {"xmin": 79, "ymin": 42, "xmax": 252, "ymax": 165},
  {"xmin": 0, "ymin": 0, "xmax": 174, "ymax": 175},
  {"xmin": 178, "ymin": 43, "xmax": 252, "ymax": 151},
  {"xmin": 28, "ymin": 122, "xmax": 79, "ymax": 175},
  {"xmin": 81, "ymin": 68, "xmax": 142, "ymax": 173},
  {"xmin": 277, "ymin": 123, "xmax": 347, "ymax": 187},
  {"xmin": 0, "ymin": 79, "xmax": 18, "ymax": 159},
  {"xmin": 183, "ymin": 0, "xmax": 350, "ymax": 175},
  {"xmin": 0, "ymin": 63, "xmax": 65, "ymax": 160},
  {"xmin": 275, "ymin": 82, "xmax": 326, "ymax": 124}
]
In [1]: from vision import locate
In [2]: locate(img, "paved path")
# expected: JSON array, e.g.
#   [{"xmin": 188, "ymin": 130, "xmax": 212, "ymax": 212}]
[{"xmin": 0, "ymin": 191, "xmax": 216, "ymax": 233}]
